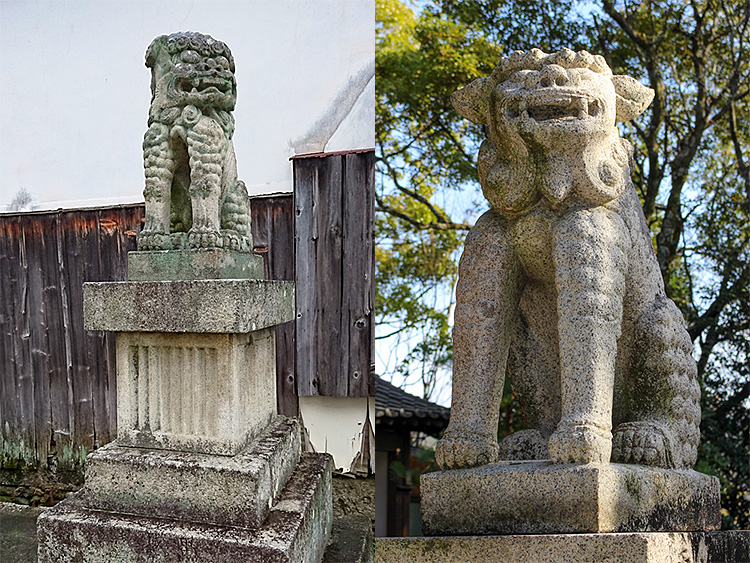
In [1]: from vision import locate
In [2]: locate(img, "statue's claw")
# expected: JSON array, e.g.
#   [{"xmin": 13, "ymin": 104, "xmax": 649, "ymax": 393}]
[
  {"xmin": 137, "ymin": 230, "xmax": 171, "ymax": 251},
  {"xmin": 612, "ymin": 421, "xmax": 673, "ymax": 468},
  {"xmin": 435, "ymin": 431, "xmax": 498, "ymax": 470},
  {"xmin": 548, "ymin": 422, "xmax": 612, "ymax": 464},
  {"xmin": 188, "ymin": 227, "xmax": 223, "ymax": 249}
]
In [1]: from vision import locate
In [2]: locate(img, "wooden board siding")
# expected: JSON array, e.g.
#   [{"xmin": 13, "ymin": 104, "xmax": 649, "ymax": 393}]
[
  {"xmin": 249, "ymin": 194, "xmax": 298, "ymax": 416},
  {"xmin": 294, "ymin": 151, "xmax": 375, "ymax": 398},
  {"xmin": 0, "ymin": 206, "xmax": 141, "ymax": 470}
]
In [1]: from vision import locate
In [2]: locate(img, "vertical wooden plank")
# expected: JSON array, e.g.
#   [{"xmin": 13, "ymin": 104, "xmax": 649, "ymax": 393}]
[
  {"xmin": 314, "ymin": 156, "xmax": 346, "ymax": 397},
  {"xmin": 250, "ymin": 197, "xmax": 272, "ymax": 280},
  {"xmin": 25, "ymin": 216, "xmax": 53, "ymax": 467},
  {"xmin": 0, "ymin": 218, "xmax": 17, "ymax": 466},
  {"xmin": 49, "ymin": 213, "xmax": 74, "ymax": 468},
  {"xmin": 270, "ymin": 197, "xmax": 297, "ymax": 416},
  {"xmin": 295, "ymin": 159, "xmax": 320, "ymax": 396},
  {"xmin": 342, "ymin": 152, "xmax": 375, "ymax": 397},
  {"xmin": 0, "ymin": 215, "xmax": 33, "ymax": 467},
  {"xmin": 60, "ymin": 212, "xmax": 96, "ymax": 463},
  {"xmin": 251, "ymin": 195, "xmax": 297, "ymax": 415},
  {"xmin": 15, "ymin": 216, "xmax": 36, "ymax": 466}
]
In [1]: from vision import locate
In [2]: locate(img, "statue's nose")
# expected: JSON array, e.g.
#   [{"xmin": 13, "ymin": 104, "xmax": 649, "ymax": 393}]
[{"xmin": 525, "ymin": 64, "xmax": 569, "ymax": 89}]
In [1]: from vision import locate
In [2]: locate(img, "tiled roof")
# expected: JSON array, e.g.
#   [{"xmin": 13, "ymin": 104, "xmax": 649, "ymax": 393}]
[{"xmin": 375, "ymin": 375, "xmax": 450, "ymax": 436}]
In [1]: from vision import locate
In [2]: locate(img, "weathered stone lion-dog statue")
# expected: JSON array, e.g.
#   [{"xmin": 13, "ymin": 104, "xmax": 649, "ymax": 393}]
[
  {"xmin": 435, "ymin": 48, "xmax": 700, "ymax": 470},
  {"xmin": 139, "ymin": 31, "xmax": 252, "ymax": 252}
]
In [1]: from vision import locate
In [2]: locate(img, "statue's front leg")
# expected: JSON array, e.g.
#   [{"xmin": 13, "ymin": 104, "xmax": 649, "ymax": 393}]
[
  {"xmin": 140, "ymin": 123, "xmax": 175, "ymax": 250},
  {"xmin": 186, "ymin": 116, "xmax": 225, "ymax": 249},
  {"xmin": 548, "ymin": 207, "xmax": 629, "ymax": 464},
  {"xmin": 435, "ymin": 211, "xmax": 523, "ymax": 470}
]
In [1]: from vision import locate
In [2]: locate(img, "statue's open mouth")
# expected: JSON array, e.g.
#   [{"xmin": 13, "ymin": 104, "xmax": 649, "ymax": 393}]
[
  {"xmin": 178, "ymin": 75, "xmax": 231, "ymax": 96},
  {"xmin": 505, "ymin": 93, "xmax": 602, "ymax": 123}
]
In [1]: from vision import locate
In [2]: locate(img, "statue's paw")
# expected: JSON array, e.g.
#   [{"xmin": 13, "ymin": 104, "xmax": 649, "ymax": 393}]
[
  {"xmin": 188, "ymin": 227, "xmax": 223, "ymax": 249},
  {"xmin": 548, "ymin": 423, "xmax": 611, "ymax": 464},
  {"xmin": 612, "ymin": 421, "xmax": 673, "ymax": 468},
  {"xmin": 221, "ymin": 232, "xmax": 250, "ymax": 252},
  {"xmin": 138, "ymin": 230, "xmax": 170, "ymax": 251},
  {"xmin": 435, "ymin": 431, "xmax": 498, "ymax": 470},
  {"xmin": 498, "ymin": 429, "xmax": 549, "ymax": 460}
]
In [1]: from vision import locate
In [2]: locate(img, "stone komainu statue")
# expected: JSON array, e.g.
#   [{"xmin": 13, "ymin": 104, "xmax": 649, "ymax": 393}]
[
  {"xmin": 435, "ymin": 48, "xmax": 700, "ymax": 470},
  {"xmin": 139, "ymin": 31, "xmax": 252, "ymax": 251}
]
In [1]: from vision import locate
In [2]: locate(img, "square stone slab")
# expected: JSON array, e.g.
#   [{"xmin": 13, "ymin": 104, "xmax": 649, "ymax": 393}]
[
  {"xmin": 82, "ymin": 416, "xmax": 300, "ymax": 529},
  {"xmin": 421, "ymin": 461, "xmax": 720, "ymax": 536},
  {"xmin": 83, "ymin": 279, "xmax": 294, "ymax": 334},
  {"xmin": 128, "ymin": 249, "xmax": 265, "ymax": 281},
  {"xmin": 375, "ymin": 531, "xmax": 750, "ymax": 563},
  {"xmin": 38, "ymin": 453, "xmax": 333, "ymax": 563}
]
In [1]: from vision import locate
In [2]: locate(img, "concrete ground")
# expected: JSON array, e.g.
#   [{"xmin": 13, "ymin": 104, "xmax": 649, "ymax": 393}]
[
  {"xmin": 0, "ymin": 502, "xmax": 45, "ymax": 563},
  {"xmin": 0, "ymin": 502, "xmax": 372, "ymax": 563}
]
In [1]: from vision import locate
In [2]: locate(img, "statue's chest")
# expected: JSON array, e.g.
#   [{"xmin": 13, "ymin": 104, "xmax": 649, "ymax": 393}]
[{"xmin": 511, "ymin": 206, "xmax": 557, "ymax": 283}]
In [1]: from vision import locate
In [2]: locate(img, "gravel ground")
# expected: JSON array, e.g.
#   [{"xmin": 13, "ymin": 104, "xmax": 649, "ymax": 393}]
[{"xmin": 0, "ymin": 502, "xmax": 46, "ymax": 563}]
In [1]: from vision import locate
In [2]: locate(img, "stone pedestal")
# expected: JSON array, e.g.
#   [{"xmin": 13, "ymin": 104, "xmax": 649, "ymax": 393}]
[
  {"xmin": 38, "ymin": 249, "xmax": 333, "ymax": 563},
  {"xmin": 374, "ymin": 531, "xmax": 750, "ymax": 563},
  {"xmin": 421, "ymin": 461, "xmax": 721, "ymax": 536},
  {"xmin": 377, "ymin": 460, "xmax": 732, "ymax": 563}
]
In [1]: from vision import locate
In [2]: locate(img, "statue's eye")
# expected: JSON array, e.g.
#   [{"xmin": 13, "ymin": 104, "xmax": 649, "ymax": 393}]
[
  {"xmin": 181, "ymin": 50, "xmax": 201, "ymax": 64},
  {"xmin": 510, "ymin": 70, "xmax": 533, "ymax": 83}
]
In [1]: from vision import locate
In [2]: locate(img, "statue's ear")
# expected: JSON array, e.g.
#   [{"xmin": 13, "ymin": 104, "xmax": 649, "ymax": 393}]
[
  {"xmin": 612, "ymin": 75, "xmax": 654, "ymax": 122},
  {"xmin": 452, "ymin": 78, "xmax": 491, "ymax": 125}
]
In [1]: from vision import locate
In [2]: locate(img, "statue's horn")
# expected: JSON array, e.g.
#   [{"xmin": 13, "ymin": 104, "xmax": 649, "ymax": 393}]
[{"xmin": 612, "ymin": 75, "xmax": 654, "ymax": 122}]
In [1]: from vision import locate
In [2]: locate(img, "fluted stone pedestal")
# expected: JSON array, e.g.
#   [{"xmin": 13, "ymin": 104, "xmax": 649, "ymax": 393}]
[{"xmin": 38, "ymin": 250, "xmax": 333, "ymax": 563}]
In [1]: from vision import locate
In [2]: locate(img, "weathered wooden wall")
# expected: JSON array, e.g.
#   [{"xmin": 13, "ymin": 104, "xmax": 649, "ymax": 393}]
[
  {"xmin": 294, "ymin": 150, "xmax": 375, "ymax": 398},
  {"xmin": 0, "ymin": 196, "xmax": 299, "ymax": 471},
  {"xmin": 249, "ymin": 194, "xmax": 298, "ymax": 416},
  {"xmin": 0, "ymin": 206, "xmax": 141, "ymax": 471}
]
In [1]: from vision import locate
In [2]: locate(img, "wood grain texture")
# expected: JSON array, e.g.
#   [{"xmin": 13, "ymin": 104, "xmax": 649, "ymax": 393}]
[
  {"xmin": 294, "ymin": 151, "xmax": 374, "ymax": 398},
  {"xmin": 0, "ymin": 206, "xmax": 142, "ymax": 470},
  {"xmin": 250, "ymin": 194, "xmax": 297, "ymax": 416}
]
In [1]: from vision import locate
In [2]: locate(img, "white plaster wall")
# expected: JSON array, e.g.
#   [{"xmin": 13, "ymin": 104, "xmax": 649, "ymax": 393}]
[
  {"xmin": 299, "ymin": 396, "xmax": 375, "ymax": 472},
  {"xmin": 0, "ymin": 0, "xmax": 374, "ymax": 210}
]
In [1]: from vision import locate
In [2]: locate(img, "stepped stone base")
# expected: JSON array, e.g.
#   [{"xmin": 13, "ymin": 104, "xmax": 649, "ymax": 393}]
[
  {"xmin": 82, "ymin": 416, "xmax": 301, "ymax": 529},
  {"xmin": 421, "ymin": 461, "xmax": 720, "ymax": 536},
  {"xmin": 38, "ymin": 453, "xmax": 333, "ymax": 563},
  {"xmin": 374, "ymin": 531, "xmax": 750, "ymax": 563}
]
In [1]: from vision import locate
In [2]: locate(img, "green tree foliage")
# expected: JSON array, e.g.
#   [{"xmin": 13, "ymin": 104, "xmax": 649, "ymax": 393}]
[{"xmin": 377, "ymin": 0, "xmax": 749, "ymax": 528}]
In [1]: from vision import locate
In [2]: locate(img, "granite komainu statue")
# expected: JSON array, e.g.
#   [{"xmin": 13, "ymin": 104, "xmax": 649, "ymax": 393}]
[
  {"xmin": 139, "ymin": 31, "xmax": 252, "ymax": 252},
  {"xmin": 435, "ymin": 48, "xmax": 700, "ymax": 470}
]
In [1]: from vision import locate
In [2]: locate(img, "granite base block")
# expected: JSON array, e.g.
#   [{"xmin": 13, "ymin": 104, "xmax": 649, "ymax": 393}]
[
  {"xmin": 127, "ymin": 249, "xmax": 264, "ymax": 282},
  {"xmin": 37, "ymin": 453, "xmax": 333, "ymax": 563},
  {"xmin": 83, "ymin": 278, "xmax": 294, "ymax": 334},
  {"xmin": 82, "ymin": 416, "xmax": 301, "ymax": 529},
  {"xmin": 421, "ymin": 461, "xmax": 720, "ymax": 535},
  {"xmin": 374, "ymin": 531, "xmax": 750, "ymax": 563}
]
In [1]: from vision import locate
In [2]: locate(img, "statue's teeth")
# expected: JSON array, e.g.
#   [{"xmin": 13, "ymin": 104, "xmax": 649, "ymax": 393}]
[{"xmin": 578, "ymin": 99, "xmax": 589, "ymax": 118}]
